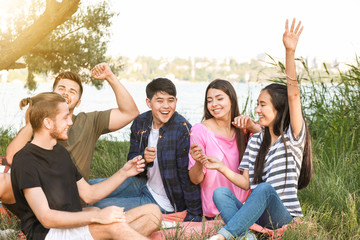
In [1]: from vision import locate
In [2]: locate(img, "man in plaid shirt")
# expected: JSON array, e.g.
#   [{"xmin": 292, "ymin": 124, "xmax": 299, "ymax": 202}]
[{"xmin": 90, "ymin": 78, "xmax": 202, "ymax": 221}]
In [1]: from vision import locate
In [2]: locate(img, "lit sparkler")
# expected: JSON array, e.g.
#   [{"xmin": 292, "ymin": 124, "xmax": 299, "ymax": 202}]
[
  {"xmin": 138, "ymin": 123, "xmax": 146, "ymax": 153},
  {"xmin": 183, "ymin": 122, "xmax": 199, "ymax": 146}
]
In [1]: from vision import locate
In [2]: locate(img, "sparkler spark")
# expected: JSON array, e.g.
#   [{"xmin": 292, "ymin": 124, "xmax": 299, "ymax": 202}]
[{"xmin": 183, "ymin": 122, "xmax": 199, "ymax": 145}]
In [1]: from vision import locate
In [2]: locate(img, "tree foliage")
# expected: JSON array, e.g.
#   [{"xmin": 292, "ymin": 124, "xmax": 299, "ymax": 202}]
[{"xmin": 0, "ymin": 0, "xmax": 117, "ymax": 90}]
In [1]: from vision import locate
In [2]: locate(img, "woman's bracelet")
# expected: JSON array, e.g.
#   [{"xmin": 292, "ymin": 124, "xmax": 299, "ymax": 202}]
[
  {"xmin": 287, "ymin": 80, "xmax": 299, "ymax": 86},
  {"xmin": 285, "ymin": 74, "xmax": 297, "ymax": 81}
]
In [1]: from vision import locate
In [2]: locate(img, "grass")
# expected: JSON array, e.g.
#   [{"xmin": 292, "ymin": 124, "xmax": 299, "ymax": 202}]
[{"xmin": 1, "ymin": 57, "xmax": 360, "ymax": 239}]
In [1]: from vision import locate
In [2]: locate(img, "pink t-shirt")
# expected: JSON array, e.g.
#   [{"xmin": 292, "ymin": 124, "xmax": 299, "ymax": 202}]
[{"xmin": 188, "ymin": 123, "xmax": 250, "ymax": 217}]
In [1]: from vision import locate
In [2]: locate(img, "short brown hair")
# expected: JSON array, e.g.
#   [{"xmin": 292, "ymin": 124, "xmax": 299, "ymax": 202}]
[
  {"xmin": 20, "ymin": 92, "xmax": 66, "ymax": 132},
  {"xmin": 53, "ymin": 72, "xmax": 83, "ymax": 98}
]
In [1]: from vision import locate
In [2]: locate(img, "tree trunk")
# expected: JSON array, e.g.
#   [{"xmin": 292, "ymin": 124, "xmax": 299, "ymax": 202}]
[{"xmin": 0, "ymin": 0, "xmax": 80, "ymax": 71}]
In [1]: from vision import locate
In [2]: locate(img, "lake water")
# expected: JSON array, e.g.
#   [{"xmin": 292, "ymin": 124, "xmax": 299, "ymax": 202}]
[{"xmin": 0, "ymin": 81, "xmax": 265, "ymax": 141}]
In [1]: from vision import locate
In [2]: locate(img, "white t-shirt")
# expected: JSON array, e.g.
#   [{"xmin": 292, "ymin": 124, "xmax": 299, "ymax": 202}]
[{"xmin": 146, "ymin": 127, "xmax": 174, "ymax": 212}]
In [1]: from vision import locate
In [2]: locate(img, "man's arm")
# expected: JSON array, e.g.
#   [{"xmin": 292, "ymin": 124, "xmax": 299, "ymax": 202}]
[
  {"xmin": 77, "ymin": 156, "xmax": 145, "ymax": 205},
  {"xmin": 91, "ymin": 63, "xmax": 139, "ymax": 132},
  {"xmin": 176, "ymin": 127, "xmax": 202, "ymax": 221},
  {"xmin": 6, "ymin": 124, "xmax": 33, "ymax": 165},
  {"xmin": 24, "ymin": 187, "xmax": 125, "ymax": 229}
]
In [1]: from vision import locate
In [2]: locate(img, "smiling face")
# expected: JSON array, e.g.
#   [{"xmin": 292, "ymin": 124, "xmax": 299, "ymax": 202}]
[
  {"xmin": 49, "ymin": 102, "xmax": 73, "ymax": 141},
  {"xmin": 146, "ymin": 91, "xmax": 177, "ymax": 129},
  {"xmin": 53, "ymin": 79, "xmax": 81, "ymax": 112},
  {"xmin": 206, "ymin": 88, "xmax": 232, "ymax": 120},
  {"xmin": 256, "ymin": 90, "xmax": 278, "ymax": 128}
]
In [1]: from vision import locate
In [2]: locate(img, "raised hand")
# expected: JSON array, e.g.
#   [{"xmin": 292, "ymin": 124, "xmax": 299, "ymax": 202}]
[
  {"xmin": 96, "ymin": 206, "xmax": 126, "ymax": 224},
  {"xmin": 190, "ymin": 144, "xmax": 207, "ymax": 164},
  {"xmin": 283, "ymin": 18, "xmax": 303, "ymax": 52},
  {"xmin": 91, "ymin": 62, "xmax": 114, "ymax": 80},
  {"xmin": 121, "ymin": 156, "xmax": 145, "ymax": 177},
  {"xmin": 144, "ymin": 147, "xmax": 156, "ymax": 163}
]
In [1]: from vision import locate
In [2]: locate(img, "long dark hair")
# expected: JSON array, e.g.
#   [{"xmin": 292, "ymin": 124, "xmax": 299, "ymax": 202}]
[
  {"xmin": 202, "ymin": 79, "xmax": 249, "ymax": 163},
  {"xmin": 253, "ymin": 83, "xmax": 312, "ymax": 190}
]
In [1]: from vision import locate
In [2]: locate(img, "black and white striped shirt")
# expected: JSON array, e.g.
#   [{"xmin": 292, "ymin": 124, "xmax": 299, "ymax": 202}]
[{"xmin": 239, "ymin": 121, "xmax": 306, "ymax": 217}]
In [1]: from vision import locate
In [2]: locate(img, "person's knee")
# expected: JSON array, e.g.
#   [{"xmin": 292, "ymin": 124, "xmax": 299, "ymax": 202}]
[
  {"xmin": 213, "ymin": 187, "xmax": 232, "ymax": 204},
  {"xmin": 256, "ymin": 182, "xmax": 274, "ymax": 195},
  {"xmin": 143, "ymin": 204, "xmax": 162, "ymax": 224},
  {"xmin": 108, "ymin": 222, "xmax": 131, "ymax": 236}
]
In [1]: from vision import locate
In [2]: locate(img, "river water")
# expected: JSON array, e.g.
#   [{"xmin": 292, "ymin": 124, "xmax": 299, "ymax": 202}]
[{"xmin": 0, "ymin": 81, "xmax": 265, "ymax": 141}]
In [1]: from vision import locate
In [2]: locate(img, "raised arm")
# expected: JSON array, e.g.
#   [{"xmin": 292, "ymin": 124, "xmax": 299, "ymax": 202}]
[
  {"xmin": 283, "ymin": 18, "xmax": 304, "ymax": 137},
  {"xmin": 6, "ymin": 124, "xmax": 33, "ymax": 165},
  {"xmin": 24, "ymin": 187, "xmax": 125, "ymax": 229},
  {"xmin": 91, "ymin": 63, "xmax": 139, "ymax": 131}
]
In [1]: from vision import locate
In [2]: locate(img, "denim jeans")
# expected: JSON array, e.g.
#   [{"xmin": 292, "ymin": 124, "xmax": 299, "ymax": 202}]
[
  {"xmin": 213, "ymin": 183, "xmax": 293, "ymax": 240},
  {"xmin": 88, "ymin": 176, "xmax": 169, "ymax": 213}
]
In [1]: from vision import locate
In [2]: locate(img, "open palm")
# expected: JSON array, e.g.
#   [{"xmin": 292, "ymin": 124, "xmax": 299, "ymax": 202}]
[{"xmin": 283, "ymin": 18, "xmax": 303, "ymax": 52}]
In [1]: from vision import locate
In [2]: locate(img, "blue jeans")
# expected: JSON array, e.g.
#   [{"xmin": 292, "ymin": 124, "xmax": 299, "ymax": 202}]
[
  {"xmin": 213, "ymin": 183, "xmax": 293, "ymax": 240},
  {"xmin": 88, "ymin": 176, "xmax": 168, "ymax": 213}
]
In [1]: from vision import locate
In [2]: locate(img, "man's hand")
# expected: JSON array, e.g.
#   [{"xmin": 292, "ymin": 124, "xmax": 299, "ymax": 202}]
[
  {"xmin": 95, "ymin": 206, "xmax": 126, "ymax": 224},
  {"xmin": 121, "ymin": 156, "xmax": 145, "ymax": 177},
  {"xmin": 144, "ymin": 147, "xmax": 156, "ymax": 164},
  {"xmin": 91, "ymin": 63, "xmax": 114, "ymax": 80}
]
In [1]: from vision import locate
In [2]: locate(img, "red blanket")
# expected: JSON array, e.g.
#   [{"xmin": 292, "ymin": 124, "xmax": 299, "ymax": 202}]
[{"xmin": 150, "ymin": 211, "xmax": 301, "ymax": 240}]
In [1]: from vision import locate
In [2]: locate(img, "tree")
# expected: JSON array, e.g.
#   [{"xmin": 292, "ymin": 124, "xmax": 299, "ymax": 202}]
[{"xmin": 0, "ymin": 0, "xmax": 116, "ymax": 89}]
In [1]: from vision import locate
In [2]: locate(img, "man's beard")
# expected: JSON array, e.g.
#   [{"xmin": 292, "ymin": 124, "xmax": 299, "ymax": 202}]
[{"xmin": 50, "ymin": 123, "xmax": 68, "ymax": 140}]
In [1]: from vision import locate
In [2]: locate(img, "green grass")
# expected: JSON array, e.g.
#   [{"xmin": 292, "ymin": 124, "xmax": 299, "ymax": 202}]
[{"xmin": 1, "ymin": 57, "xmax": 360, "ymax": 239}]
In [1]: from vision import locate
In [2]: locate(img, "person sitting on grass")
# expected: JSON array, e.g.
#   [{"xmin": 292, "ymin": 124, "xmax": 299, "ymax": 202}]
[
  {"xmin": 89, "ymin": 78, "xmax": 203, "ymax": 222},
  {"xmin": 188, "ymin": 79, "xmax": 261, "ymax": 219},
  {"xmin": 206, "ymin": 19, "xmax": 313, "ymax": 240},
  {"xmin": 11, "ymin": 92, "xmax": 161, "ymax": 240},
  {"xmin": 1, "ymin": 62, "xmax": 139, "ymax": 214}
]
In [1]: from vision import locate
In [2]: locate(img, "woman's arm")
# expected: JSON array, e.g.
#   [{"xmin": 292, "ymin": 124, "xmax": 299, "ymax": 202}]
[
  {"xmin": 188, "ymin": 144, "xmax": 206, "ymax": 184},
  {"xmin": 283, "ymin": 18, "xmax": 304, "ymax": 137},
  {"xmin": 205, "ymin": 156, "xmax": 250, "ymax": 190}
]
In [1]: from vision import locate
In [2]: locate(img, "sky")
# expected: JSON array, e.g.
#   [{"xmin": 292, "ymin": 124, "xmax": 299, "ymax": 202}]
[
  {"xmin": 107, "ymin": 0, "xmax": 360, "ymax": 63},
  {"xmin": 1, "ymin": 0, "xmax": 360, "ymax": 63}
]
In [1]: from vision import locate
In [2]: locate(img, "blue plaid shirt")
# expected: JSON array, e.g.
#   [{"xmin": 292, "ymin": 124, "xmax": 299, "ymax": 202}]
[{"xmin": 128, "ymin": 111, "xmax": 202, "ymax": 221}]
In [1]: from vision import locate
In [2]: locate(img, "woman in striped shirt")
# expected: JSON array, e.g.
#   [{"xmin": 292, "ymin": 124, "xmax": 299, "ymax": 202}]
[{"xmin": 206, "ymin": 19, "xmax": 313, "ymax": 240}]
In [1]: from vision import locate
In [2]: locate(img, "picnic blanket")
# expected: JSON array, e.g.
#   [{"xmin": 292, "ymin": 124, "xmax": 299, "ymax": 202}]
[{"xmin": 150, "ymin": 211, "xmax": 301, "ymax": 240}]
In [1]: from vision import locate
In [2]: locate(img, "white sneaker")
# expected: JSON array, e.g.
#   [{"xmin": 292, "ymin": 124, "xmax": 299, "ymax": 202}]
[
  {"xmin": 0, "ymin": 229, "xmax": 15, "ymax": 238},
  {"xmin": 240, "ymin": 231, "xmax": 257, "ymax": 240},
  {"xmin": 207, "ymin": 236, "xmax": 222, "ymax": 240}
]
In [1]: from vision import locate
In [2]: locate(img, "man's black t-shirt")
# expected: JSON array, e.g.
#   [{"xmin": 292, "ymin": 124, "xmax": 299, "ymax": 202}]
[{"xmin": 11, "ymin": 142, "xmax": 83, "ymax": 240}]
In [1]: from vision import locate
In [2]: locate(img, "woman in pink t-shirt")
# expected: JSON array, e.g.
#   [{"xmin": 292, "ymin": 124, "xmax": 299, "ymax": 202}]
[{"xmin": 188, "ymin": 79, "xmax": 261, "ymax": 218}]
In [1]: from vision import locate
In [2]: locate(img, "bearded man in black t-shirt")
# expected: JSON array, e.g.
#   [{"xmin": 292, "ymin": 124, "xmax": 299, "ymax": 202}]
[{"xmin": 11, "ymin": 92, "xmax": 161, "ymax": 240}]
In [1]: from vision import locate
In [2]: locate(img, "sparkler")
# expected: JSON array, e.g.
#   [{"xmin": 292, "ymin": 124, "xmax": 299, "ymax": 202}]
[
  {"xmin": 183, "ymin": 122, "xmax": 206, "ymax": 162},
  {"xmin": 138, "ymin": 122, "xmax": 146, "ymax": 153},
  {"xmin": 183, "ymin": 122, "xmax": 199, "ymax": 146}
]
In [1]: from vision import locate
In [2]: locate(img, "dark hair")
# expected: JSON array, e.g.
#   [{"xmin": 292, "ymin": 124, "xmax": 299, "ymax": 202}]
[
  {"xmin": 146, "ymin": 78, "xmax": 176, "ymax": 99},
  {"xmin": 253, "ymin": 83, "xmax": 313, "ymax": 190},
  {"xmin": 202, "ymin": 79, "xmax": 249, "ymax": 163},
  {"xmin": 20, "ymin": 92, "xmax": 66, "ymax": 132},
  {"xmin": 53, "ymin": 71, "xmax": 83, "ymax": 98}
]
